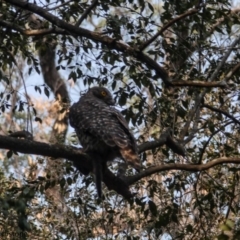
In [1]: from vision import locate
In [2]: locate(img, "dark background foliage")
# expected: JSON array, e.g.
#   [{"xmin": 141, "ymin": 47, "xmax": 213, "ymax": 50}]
[{"xmin": 0, "ymin": 0, "xmax": 240, "ymax": 239}]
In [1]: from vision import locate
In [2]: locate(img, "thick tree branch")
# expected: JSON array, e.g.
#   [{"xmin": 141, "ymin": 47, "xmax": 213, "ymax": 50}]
[
  {"xmin": 0, "ymin": 135, "xmax": 133, "ymax": 198},
  {"xmin": 4, "ymin": 0, "xmax": 234, "ymax": 89},
  {"xmin": 1, "ymin": 135, "xmax": 239, "ymax": 198},
  {"xmin": 5, "ymin": 130, "xmax": 184, "ymax": 163},
  {"xmin": 138, "ymin": 136, "xmax": 167, "ymax": 153},
  {"xmin": 4, "ymin": 0, "xmax": 172, "ymax": 86},
  {"xmin": 0, "ymin": 19, "xmax": 67, "ymax": 36},
  {"xmin": 1, "ymin": 135, "xmax": 86, "ymax": 164},
  {"xmin": 138, "ymin": 128, "xmax": 185, "ymax": 156},
  {"xmin": 126, "ymin": 157, "xmax": 240, "ymax": 185}
]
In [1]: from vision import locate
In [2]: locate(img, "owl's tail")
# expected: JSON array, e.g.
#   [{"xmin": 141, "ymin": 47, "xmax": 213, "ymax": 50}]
[
  {"xmin": 91, "ymin": 155, "xmax": 104, "ymax": 198},
  {"xmin": 120, "ymin": 148, "xmax": 141, "ymax": 171}
]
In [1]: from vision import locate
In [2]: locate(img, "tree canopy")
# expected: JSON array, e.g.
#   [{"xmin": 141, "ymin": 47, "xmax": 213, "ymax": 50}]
[{"xmin": 0, "ymin": 0, "xmax": 240, "ymax": 239}]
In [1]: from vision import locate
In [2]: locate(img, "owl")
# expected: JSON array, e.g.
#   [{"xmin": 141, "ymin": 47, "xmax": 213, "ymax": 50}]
[{"xmin": 69, "ymin": 86, "xmax": 140, "ymax": 197}]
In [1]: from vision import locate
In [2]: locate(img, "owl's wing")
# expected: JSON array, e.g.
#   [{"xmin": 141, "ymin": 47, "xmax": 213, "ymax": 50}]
[
  {"xmin": 110, "ymin": 108, "xmax": 137, "ymax": 149},
  {"xmin": 110, "ymin": 108, "xmax": 141, "ymax": 170}
]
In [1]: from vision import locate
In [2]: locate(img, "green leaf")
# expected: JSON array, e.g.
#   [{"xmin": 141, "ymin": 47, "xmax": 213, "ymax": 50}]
[
  {"xmin": 60, "ymin": 178, "xmax": 66, "ymax": 188},
  {"xmin": 32, "ymin": 107, "xmax": 37, "ymax": 115},
  {"xmin": 67, "ymin": 177, "xmax": 72, "ymax": 185},
  {"xmin": 7, "ymin": 150, "xmax": 13, "ymax": 158},
  {"xmin": 45, "ymin": 181, "xmax": 51, "ymax": 190},
  {"xmin": 38, "ymin": 176, "xmax": 45, "ymax": 181},
  {"xmin": 44, "ymin": 87, "xmax": 50, "ymax": 98},
  {"xmin": 148, "ymin": 2, "xmax": 154, "ymax": 13},
  {"xmin": 148, "ymin": 200, "xmax": 157, "ymax": 216},
  {"xmin": 34, "ymin": 86, "xmax": 41, "ymax": 94},
  {"xmin": 86, "ymin": 61, "xmax": 91, "ymax": 70},
  {"xmin": 35, "ymin": 117, "xmax": 42, "ymax": 124},
  {"xmin": 208, "ymin": 121, "xmax": 215, "ymax": 133}
]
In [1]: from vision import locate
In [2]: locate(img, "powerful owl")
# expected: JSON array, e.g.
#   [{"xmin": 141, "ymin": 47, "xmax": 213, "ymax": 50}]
[{"xmin": 69, "ymin": 86, "xmax": 140, "ymax": 197}]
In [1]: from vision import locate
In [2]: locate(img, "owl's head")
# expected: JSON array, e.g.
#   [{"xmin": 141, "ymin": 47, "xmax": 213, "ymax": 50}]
[{"xmin": 88, "ymin": 87, "xmax": 115, "ymax": 105}]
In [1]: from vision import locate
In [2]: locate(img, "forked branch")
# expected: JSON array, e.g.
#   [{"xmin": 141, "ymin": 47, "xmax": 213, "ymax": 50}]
[{"xmin": 0, "ymin": 135, "xmax": 239, "ymax": 199}]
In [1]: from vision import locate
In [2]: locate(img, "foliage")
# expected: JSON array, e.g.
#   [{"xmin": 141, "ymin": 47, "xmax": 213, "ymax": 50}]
[{"xmin": 0, "ymin": 0, "xmax": 240, "ymax": 239}]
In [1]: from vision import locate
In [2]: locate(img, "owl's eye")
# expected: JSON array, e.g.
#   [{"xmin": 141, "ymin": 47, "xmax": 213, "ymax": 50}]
[{"xmin": 101, "ymin": 91, "xmax": 107, "ymax": 97}]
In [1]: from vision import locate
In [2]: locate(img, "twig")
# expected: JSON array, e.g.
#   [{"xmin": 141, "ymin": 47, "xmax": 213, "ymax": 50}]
[
  {"xmin": 172, "ymin": 80, "xmax": 227, "ymax": 88},
  {"xmin": 126, "ymin": 157, "xmax": 240, "ymax": 185},
  {"xmin": 225, "ymin": 62, "xmax": 240, "ymax": 81},
  {"xmin": 7, "ymin": 50, "xmax": 33, "ymax": 134},
  {"xmin": 45, "ymin": 0, "xmax": 74, "ymax": 11},
  {"xmin": 202, "ymin": 104, "xmax": 240, "ymax": 125},
  {"xmin": 198, "ymin": 121, "xmax": 233, "ymax": 164},
  {"xmin": 139, "ymin": 8, "xmax": 199, "ymax": 51},
  {"xmin": 75, "ymin": 0, "xmax": 98, "ymax": 27},
  {"xmin": 208, "ymin": 35, "xmax": 240, "ymax": 82},
  {"xmin": 4, "ymin": 0, "xmax": 172, "ymax": 87}
]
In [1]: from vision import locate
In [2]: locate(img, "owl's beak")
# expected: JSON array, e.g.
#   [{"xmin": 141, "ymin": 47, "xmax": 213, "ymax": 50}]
[{"xmin": 108, "ymin": 98, "xmax": 115, "ymax": 105}]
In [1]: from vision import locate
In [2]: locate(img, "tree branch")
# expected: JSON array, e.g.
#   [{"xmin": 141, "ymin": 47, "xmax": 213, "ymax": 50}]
[
  {"xmin": 0, "ymin": 19, "xmax": 67, "ymax": 36},
  {"xmin": 4, "ymin": 0, "xmax": 234, "ymax": 89},
  {"xmin": 46, "ymin": 0, "xmax": 74, "ymax": 11},
  {"xmin": 172, "ymin": 80, "xmax": 227, "ymax": 88},
  {"xmin": 208, "ymin": 35, "xmax": 240, "ymax": 82},
  {"xmin": 177, "ymin": 34, "xmax": 239, "ymax": 141},
  {"xmin": 202, "ymin": 104, "xmax": 240, "ymax": 125},
  {"xmin": 225, "ymin": 62, "xmax": 240, "ymax": 81},
  {"xmin": 0, "ymin": 135, "xmax": 134, "ymax": 198},
  {"xmin": 75, "ymin": 0, "xmax": 98, "ymax": 27},
  {"xmin": 139, "ymin": 7, "xmax": 199, "ymax": 51},
  {"xmin": 198, "ymin": 121, "xmax": 233, "ymax": 164},
  {"xmin": 126, "ymin": 157, "xmax": 240, "ymax": 185},
  {"xmin": 1, "ymin": 135, "xmax": 239, "ymax": 198},
  {"xmin": 138, "ymin": 128, "xmax": 185, "ymax": 156},
  {"xmin": 2, "ymin": 135, "xmax": 86, "ymax": 165},
  {"xmin": 138, "ymin": 135, "xmax": 167, "ymax": 153},
  {"xmin": 4, "ymin": 0, "xmax": 172, "ymax": 86}
]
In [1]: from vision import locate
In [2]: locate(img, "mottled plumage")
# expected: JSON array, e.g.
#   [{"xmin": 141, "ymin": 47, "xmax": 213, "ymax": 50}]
[{"xmin": 69, "ymin": 87, "xmax": 140, "ymax": 197}]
